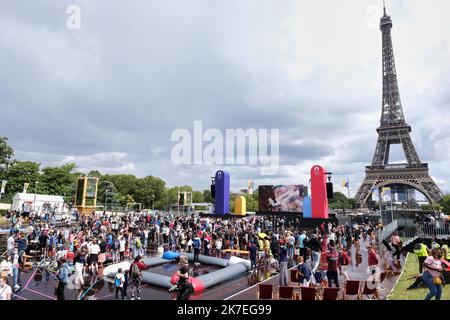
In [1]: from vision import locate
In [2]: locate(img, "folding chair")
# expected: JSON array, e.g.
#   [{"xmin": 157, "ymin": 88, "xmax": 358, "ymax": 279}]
[
  {"xmin": 360, "ymin": 281, "xmax": 379, "ymax": 300},
  {"xmin": 290, "ymin": 269, "xmax": 301, "ymax": 286},
  {"xmin": 377, "ymin": 272, "xmax": 388, "ymax": 298},
  {"xmin": 300, "ymin": 286, "xmax": 317, "ymax": 300},
  {"xmin": 343, "ymin": 280, "xmax": 361, "ymax": 300},
  {"xmin": 322, "ymin": 287, "xmax": 341, "ymax": 300},
  {"xmin": 279, "ymin": 286, "xmax": 294, "ymax": 300},
  {"xmin": 258, "ymin": 284, "xmax": 273, "ymax": 300}
]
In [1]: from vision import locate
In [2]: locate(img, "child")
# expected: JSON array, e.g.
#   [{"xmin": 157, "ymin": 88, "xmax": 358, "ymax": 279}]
[
  {"xmin": 114, "ymin": 268, "xmax": 125, "ymax": 300},
  {"xmin": 296, "ymin": 256, "xmax": 312, "ymax": 287}
]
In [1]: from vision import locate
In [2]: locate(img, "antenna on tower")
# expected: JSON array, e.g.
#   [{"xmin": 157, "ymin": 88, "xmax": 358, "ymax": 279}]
[{"xmin": 383, "ymin": 0, "xmax": 387, "ymax": 15}]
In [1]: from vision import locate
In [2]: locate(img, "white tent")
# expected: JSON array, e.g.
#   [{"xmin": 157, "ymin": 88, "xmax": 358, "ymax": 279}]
[{"xmin": 12, "ymin": 193, "xmax": 67, "ymax": 213}]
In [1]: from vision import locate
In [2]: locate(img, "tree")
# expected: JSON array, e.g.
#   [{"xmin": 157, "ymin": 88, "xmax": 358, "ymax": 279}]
[
  {"xmin": 0, "ymin": 136, "xmax": 14, "ymax": 167},
  {"xmin": 192, "ymin": 191, "xmax": 204, "ymax": 203},
  {"xmin": 40, "ymin": 163, "xmax": 78, "ymax": 200},
  {"xmin": 328, "ymin": 192, "xmax": 355, "ymax": 209},
  {"xmin": 229, "ymin": 192, "xmax": 258, "ymax": 213},
  {"xmin": 439, "ymin": 195, "xmax": 450, "ymax": 214},
  {"xmin": 117, "ymin": 194, "xmax": 136, "ymax": 207},
  {"xmin": 243, "ymin": 193, "xmax": 259, "ymax": 212},
  {"xmin": 133, "ymin": 176, "xmax": 166, "ymax": 208},
  {"xmin": 101, "ymin": 174, "xmax": 137, "ymax": 197},
  {"xmin": 4, "ymin": 161, "xmax": 41, "ymax": 201},
  {"xmin": 203, "ymin": 189, "xmax": 212, "ymax": 203},
  {"xmin": 88, "ymin": 170, "xmax": 102, "ymax": 178}
]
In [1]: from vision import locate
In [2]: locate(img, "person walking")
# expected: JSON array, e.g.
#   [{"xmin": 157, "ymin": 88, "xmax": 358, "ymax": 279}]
[
  {"xmin": 193, "ymin": 235, "xmax": 201, "ymax": 265},
  {"xmin": 298, "ymin": 231, "xmax": 307, "ymax": 261},
  {"xmin": 367, "ymin": 245, "xmax": 380, "ymax": 275},
  {"xmin": 119, "ymin": 236, "xmax": 126, "ymax": 262},
  {"xmin": 390, "ymin": 233, "xmax": 402, "ymax": 261},
  {"xmin": 413, "ymin": 240, "xmax": 429, "ymax": 274},
  {"xmin": 422, "ymin": 248, "xmax": 444, "ymax": 300},
  {"xmin": 6, "ymin": 233, "xmax": 15, "ymax": 258},
  {"xmin": 88, "ymin": 238, "xmax": 100, "ymax": 275},
  {"xmin": 308, "ymin": 234, "xmax": 321, "ymax": 273},
  {"xmin": 248, "ymin": 240, "xmax": 258, "ymax": 270},
  {"xmin": 326, "ymin": 240, "xmax": 339, "ymax": 288},
  {"xmin": 339, "ymin": 248, "xmax": 351, "ymax": 281},
  {"xmin": 114, "ymin": 268, "xmax": 125, "ymax": 300},
  {"xmin": 11, "ymin": 248, "xmax": 22, "ymax": 292},
  {"xmin": 278, "ymin": 238, "xmax": 288, "ymax": 287},
  {"xmin": 296, "ymin": 256, "xmax": 311, "ymax": 287},
  {"xmin": 55, "ymin": 258, "xmax": 69, "ymax": 300},
  {"xmin": 129, "ymin": 256, "xmax": 147, "ymax": 300},
  {"xmin": 73, "ymin": 251, "xmax": 86, "ymax": 298}
]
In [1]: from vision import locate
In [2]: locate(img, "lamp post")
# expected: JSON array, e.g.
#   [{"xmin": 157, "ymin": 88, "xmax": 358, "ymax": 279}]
[
  {"xmin": 104, "ymin": 189, "xmax": 110, "ymax": 211},
  {"xmin": 33, "ymin": 181, "xmax": 39, "ymax": 211},
  {"xmin": 152, "ymin": 194, "xmax": 155, "ymax": 211}
]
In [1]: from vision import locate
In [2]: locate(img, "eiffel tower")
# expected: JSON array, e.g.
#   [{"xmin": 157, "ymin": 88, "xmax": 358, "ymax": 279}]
[{"xmin": 355, "ymin": 3, "xmax": 443, "ymax": 206}]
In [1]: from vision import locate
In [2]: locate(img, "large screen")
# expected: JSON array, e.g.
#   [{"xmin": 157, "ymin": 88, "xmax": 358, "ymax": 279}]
[
  {"xmin": 258, "ymin": 185, "xmax": 307, "ymax": 213},
  {"xmin": 86, "ymin": 178, "xmax": 97, "ymax": 198},
  {"xmin": 75, "ymin": 179, "xmax": 85, "ymax": 206}
]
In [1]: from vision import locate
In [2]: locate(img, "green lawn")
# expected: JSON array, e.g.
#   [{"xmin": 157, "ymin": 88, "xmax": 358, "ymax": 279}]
[
  {"xmin": 389, "ymin": 253, "xmax": 450, "ymax": 300},
  {"xmin": 0, "ymin": 216, "xmax": 7, "ymax": 227}
]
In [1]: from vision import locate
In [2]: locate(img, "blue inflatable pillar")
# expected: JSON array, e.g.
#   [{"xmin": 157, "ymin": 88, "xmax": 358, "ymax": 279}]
[
  {"xmin": 214, "ymin": 170, "xmax": 230, "ymax": 215},
  {"xmin": 303, "ymin": 196, "xmax": 312, "ymax": 218}
]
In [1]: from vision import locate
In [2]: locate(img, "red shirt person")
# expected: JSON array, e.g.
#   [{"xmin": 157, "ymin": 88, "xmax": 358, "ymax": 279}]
[
  {"xmin": 129, "ymin": 255, "xmax": 148, "ymax": 300},
  {"xmin": 368, "ymin": 246, "xmax": 379, "ymax": 267}
]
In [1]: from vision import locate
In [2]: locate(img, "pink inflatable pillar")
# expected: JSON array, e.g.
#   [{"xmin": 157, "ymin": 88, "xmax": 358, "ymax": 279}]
[{"xmin": 310, "ymin": 165, "xmax": 329, "ymax": 219}]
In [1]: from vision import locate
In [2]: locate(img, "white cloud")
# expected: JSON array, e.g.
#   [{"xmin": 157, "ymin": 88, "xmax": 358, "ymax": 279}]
[{"xmin": 1, "ymin": 0, "xmax": 449, "ymax": 195}]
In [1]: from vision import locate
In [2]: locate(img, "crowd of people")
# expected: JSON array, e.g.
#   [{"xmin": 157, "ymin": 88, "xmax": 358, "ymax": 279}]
[
  {"xmin": 407, "ymin": 237, "xmax": 450, "ymax": 300},
  {"xmin": 0, "ymin": 209, "xmax": 388, "ymax": 300},
  {"xmin": 1, "ymin": 207, "xmax": 446, "ymax": 300}
]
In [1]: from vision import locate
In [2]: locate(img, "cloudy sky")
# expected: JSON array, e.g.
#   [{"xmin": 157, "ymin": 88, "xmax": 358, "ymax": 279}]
[{"xmin": 1, "ymin": 0, "xmax": 449, "ymax": 195}]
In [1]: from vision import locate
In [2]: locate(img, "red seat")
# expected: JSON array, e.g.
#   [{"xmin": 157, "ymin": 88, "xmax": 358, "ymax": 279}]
[
  {"xmin": 300, "ymin": 287, "xmax": 317, "ymax": 300},
  {"xmin": 290, "ymin": 269, "xmax": 300, "ymax": 285},
  {"xmin": 360, "ymin": 281, "xmax": 378, "ymax": 300},
  {"xmin": 344, "ymin": 280, "xmax": 360, "ymax": 300},
  {"xmin": 279, "ymin": 286, "xmax": 294, "ymax": 300},
  {"xmin": 322, "ymin": 287, "xmax": 340, "ymax": 300},
  {"xmin": 258, "ymin": 284, "xmax": 273, "ymax": 300}
]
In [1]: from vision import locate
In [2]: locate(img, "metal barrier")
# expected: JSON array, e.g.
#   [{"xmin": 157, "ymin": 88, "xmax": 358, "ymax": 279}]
[
  {"xmin": 377, "ymin": 220, "xmax": 398, "ymax": 241},
  {"xmin": 398, "ymin": 222, "xmax": 450, "ymax": 239},
  {"xmin": 416, "ymin": 222, "xmax": 450, "ymax": 238}
]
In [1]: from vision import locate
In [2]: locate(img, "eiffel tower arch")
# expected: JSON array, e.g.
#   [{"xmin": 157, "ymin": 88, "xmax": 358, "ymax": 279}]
[{"xmin": 355, "ymin": 4, "xmax": 443, "ymax": 207}]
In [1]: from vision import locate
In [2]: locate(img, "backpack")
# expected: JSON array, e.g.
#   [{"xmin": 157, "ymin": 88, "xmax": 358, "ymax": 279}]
[
  {"xmin": 193, "ymin": 238, "xmax": 200, "ymax": 249},
  {"xmin": 114, "ymin": 274, "xmax": 122, "ymax": 287},
  {"xmin": 131, "ymin": 263, "xmax": 141, "ymax": 279}
]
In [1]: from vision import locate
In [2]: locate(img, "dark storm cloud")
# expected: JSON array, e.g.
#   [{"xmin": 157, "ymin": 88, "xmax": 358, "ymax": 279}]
[{"xmin": 1, "ymin": 0, "xmax": 449, "ymax": 192}]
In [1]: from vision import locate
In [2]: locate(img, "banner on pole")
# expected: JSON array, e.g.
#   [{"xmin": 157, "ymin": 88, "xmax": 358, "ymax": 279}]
[
  {"xmin": 23, "ymin": 182, "xmax": 30, "ymax": 193},
  {"xmin": 381, "ymin": 187, "xmax": 392, "ymax": 202},
  {"xmin": 0, "ymin": 180, "xmax": 6, "ymax": 194}
]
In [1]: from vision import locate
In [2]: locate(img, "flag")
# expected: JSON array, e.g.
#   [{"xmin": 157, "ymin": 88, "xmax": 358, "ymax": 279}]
[
  {"xmin": 23, "ymin": 182, "xmax": 30, "ymax": 193},
  {"xmin": 342, "ymin": 178, "xmax": 349, "ymax": 189},
  {"xmin": 0, "ymin": 180, "xmax": 6, "ymax": 194},
  {"xmin": 381, "ymin": 187, "xmax": 392, "ymax": 202}
]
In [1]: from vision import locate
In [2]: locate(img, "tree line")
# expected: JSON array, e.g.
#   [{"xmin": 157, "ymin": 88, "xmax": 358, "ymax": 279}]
[{"xmin": 0, "ymin": 136, "xmax": 260, "ymax": 211}]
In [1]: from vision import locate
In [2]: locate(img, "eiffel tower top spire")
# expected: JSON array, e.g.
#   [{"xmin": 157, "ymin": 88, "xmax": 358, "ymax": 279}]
[{"xmin": 379, "ymin": 0, "xmax": 405, "ymax": 127}]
